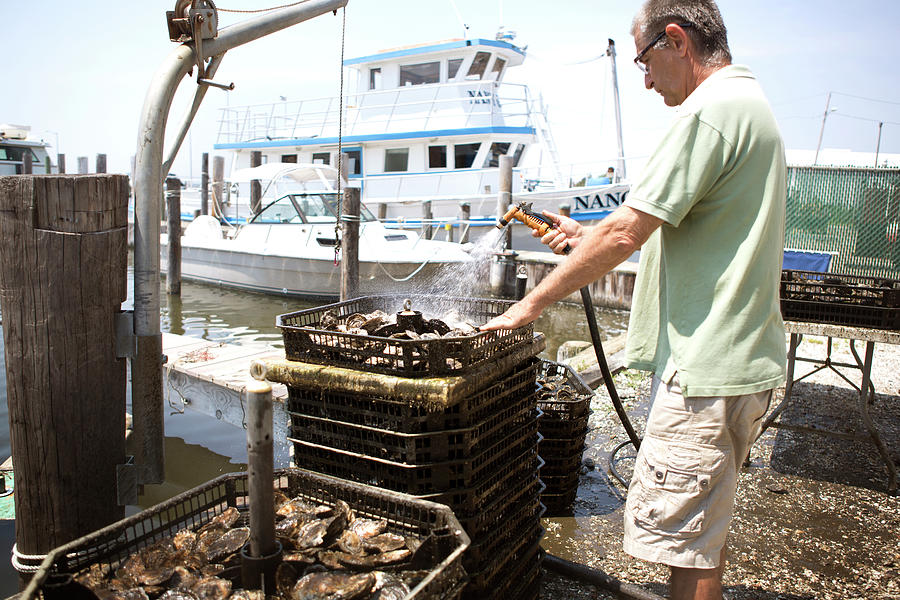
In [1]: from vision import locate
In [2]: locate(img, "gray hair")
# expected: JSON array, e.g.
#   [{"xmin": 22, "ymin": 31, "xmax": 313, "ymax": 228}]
[{"xmin": 631, "ymin": 0, "xmax": 732, "ymax": 67}]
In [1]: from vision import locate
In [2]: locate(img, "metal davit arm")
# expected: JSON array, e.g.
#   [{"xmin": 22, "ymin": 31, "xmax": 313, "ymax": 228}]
[{"xmin": 132, "ymin": 0, "xmax": 349, "ymax": 485}]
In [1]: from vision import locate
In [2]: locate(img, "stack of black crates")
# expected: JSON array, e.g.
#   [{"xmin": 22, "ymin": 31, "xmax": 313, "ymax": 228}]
[
  {"xmin": 536, "ymin": 360, "xmax": 593, "ymax": 515},
  {"xmin": 276, "ymin": 295, "xmax": 546, "ymax": 600}
]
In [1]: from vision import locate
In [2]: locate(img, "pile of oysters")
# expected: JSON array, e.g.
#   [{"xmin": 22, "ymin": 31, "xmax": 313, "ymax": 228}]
[
  {"xmin": 317, "ymin": 300, "xmax": 479, "ymax": 341},
  {"xmin": 71, "ymin": 491, "xmax": 434, "ymax": 600}
]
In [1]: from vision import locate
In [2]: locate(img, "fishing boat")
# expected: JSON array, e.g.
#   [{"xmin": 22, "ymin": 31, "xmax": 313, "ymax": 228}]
[
  {"xmin": 203, "ymin": 32, "xmax": 630, "ymax": 251},
  {"xmin": 0, "ymin": 124, "xmax": 55, "ymax": 175},
  {"xmin": 160, "ymin": 163, "xmax": 475, "ymax": 299}
]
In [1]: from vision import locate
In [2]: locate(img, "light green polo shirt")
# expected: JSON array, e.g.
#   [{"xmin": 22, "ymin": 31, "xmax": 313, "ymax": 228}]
[{"xmin": 624, "ymin": 65, "xmax": 787, "ymax": 397}]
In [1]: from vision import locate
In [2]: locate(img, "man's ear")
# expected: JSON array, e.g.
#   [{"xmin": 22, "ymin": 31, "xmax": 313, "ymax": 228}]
[{"xmin": 664, "ymin": 23, "xmax": 691, "ymax": 57}]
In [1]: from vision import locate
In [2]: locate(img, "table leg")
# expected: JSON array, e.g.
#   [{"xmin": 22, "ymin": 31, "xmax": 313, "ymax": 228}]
[
  {"xmin": 857, "ymin": 341, "xmax": 898, "ymax": 495},
  {"xmin": 759, "ymin": 333, "xmax": 800, "ymax": 436}
]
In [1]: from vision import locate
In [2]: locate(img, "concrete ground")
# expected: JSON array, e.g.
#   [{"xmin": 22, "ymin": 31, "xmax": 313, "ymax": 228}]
[{"xmin": 539, "ymin": 333, "xmax": 900, "ymax": 600}]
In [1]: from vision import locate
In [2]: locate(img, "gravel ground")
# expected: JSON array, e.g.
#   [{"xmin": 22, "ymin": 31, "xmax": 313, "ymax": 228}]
[{"xmin": 539, "ymin": 333, "xmax": 900, "ymax": 600}]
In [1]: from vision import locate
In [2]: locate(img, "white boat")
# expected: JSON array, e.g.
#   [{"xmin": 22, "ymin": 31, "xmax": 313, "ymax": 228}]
[
  {"xmin": 199, "ymin": 32, "xmax": 630, "ymax": 251},
  {"xmin": 0, "ymin": 124, "xmax": 55, "ymax": 175},
  {"xmin": 160, "ymin": 163, "xmax": 476, "ymax": 299}
]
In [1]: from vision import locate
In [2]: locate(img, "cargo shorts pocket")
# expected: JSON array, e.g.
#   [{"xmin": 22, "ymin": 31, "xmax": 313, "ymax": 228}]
[{"xmin": 627, "ymin": 435, "xmax": 728, "ymax": 539}]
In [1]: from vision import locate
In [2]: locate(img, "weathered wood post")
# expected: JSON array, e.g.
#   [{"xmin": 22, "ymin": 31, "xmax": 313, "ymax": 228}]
[
  {"xmin": 340, "ymin": 186, "xmax": 361, "ymax": 301},
  {"xmin": 201, "ymin": 152, "xmax": 209, "ymax": 216},
  {"xmin": 498, "ymin": 155, "xmax": 513, "ymax": 249},
  {"xmin": 423, "ymin": 200, "xmax": 433, "ymax": 240},
  {"xmin": 166, "ymin": 177, "xmax": 182, "ymax": 295},
  {"xmin": 250, "ymin": 151, "xmax": 262, "ymax": 214},
  {"xmin": 559, "ymin": 203, "xmax": 571, "ymax": 219},
  {"xmin": 77, "ymin": 156, "xmax": 88, "ymax": 174},
  {"xmin": 459, "ymin": 201, "xmax": 471, "ymax": 244},
  {"xmin": 57, "ymin": 154, "xmax": 66, "ymax": 174},
  {"xmin": 96, "ymin": 153, "xmax": 107, "ymax": 174},
  {"xmin": 212, "ymin": 155, "xmax": 225, "ymax": 214},
  {"xmin": 22, "ymin": 153, "xmax": 32, "ymax": 175},
  {"xmin": 44, "ymin": 156, "xmax": 51, "ymax": 174},
  {"xmin": 0, "ymin": 174, "xmax": 128, "ymax": 578},
  {"xmin": 377, "ymin": 203, "xmax": 387, "ymax": 221}
]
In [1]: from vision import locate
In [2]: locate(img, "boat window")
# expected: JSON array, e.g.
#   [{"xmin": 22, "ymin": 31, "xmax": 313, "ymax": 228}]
[
  {"xmin": 466, "ymin": 52, "xmax": 491, "ymax": 80},
  {"xmin": 511, "ymin": 143, "xmax": 526, "ymax": 167},
  {"xmin": 346, "ymin": 149, "xmax": 362, "ymax": 175},
  {"xmin": 489, "ymin": 57, "xmax": 506, "ymax": 80},
  {"xmin": 281, "ymin": 154, "xmax": 298, "ymax": 163},
  {"xmin": 454, "ymin": 143, "xmax": 481, "ymax": 169},
  {"xmin": 251, "ymin": 196, "xmax": 304, "ymax": 224},
  {"xmin": 448, "ymin": 58, "xmax": 463, "ymax": 80},
  {"xmin": 428, "ymin": 145, "xmax": 447, "ymax": 169},
  {"xmin": 384, "ymin": 148, "xmax": 409, "ymax": 172},
  {"xmin": 316, "ymin": 194, "xmax": 377, "ymax": 222},
  {"xmin": 483, "ymin": 142, "xmax": 511, "ymax": 168},
  {"xmin": 400, "ymin": 61, "xmax": 440, "ymax": 86},
  {"xmin": 369, "ymin": 67, "xmax": 382, "ymax": 90},
  {"xmin": 312, "ymin": 152, "xmax": 330, "ymax": 165},
  {"xmin": 0, "ymin": 146, "xmax": 40, "ymax": 162}
]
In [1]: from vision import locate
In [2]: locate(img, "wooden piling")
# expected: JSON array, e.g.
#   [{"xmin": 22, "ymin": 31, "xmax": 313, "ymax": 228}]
[
  {"xmin": 250, "ymin": 151, "xmax": 262, "ymax": 214},
  {"xmin": 340, "ymin": 187, "xmax": 360, "ymax": 301},
  {"xmin": 96, "ymin": 153, "xmax": 107, "ymax": 174},
  {"xmin": 0, "ymin": 174, "xmax": 128, "ymax": 573},
  {"xmin": 57, "ymin": 154, "xmax": 66, "ymax": 174},
  {"xmin": 377, "ymin": 203, "xmax": 387, "ymax": 221},
  {"xmin": 498, "ymin": 155, "xmax": 513, "ymax": 249},
  {"xmin": 460, "ymin": 202, "xmax": 471, "ymax": 244},
  {"xmin": 212, "ymin": 155, "xmax": 225, "ymax": 214},
  {"xmin": 22, "ymin": 153, "xmax": 32, "ymax": 175},
  {"xmin": 201, "ymin": 152, "xmax": 209, "ymax": 216},
  {"xmin": 166, "ymin": 177, "xmax": 182, "ymax": 295},
  {"xmin": 423, "ymin": 200, "xmax": 433, "ymax": 240},
  {"xmin": 77, "ymin": 156, "xmax": 88, "ymax": 174},
  {"xmin": 559, "ymin": 203, "xmax": 571, "ymax": 219}
]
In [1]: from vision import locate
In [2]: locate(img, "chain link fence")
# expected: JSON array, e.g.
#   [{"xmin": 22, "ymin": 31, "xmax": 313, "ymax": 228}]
[{"xmin": 785, "ymin": 166, "xmax": 900, "ymax": 279}]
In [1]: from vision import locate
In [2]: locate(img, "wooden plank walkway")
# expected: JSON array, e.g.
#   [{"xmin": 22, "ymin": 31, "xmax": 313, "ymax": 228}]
[{"xmin": 162, "ymin": 333, "xmax": 289, "ymax": 432}]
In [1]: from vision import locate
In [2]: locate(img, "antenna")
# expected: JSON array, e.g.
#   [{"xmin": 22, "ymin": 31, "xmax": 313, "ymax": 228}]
[{"xmin": 448, "ymin": 0, "xmax": 470, "ymax": 39}]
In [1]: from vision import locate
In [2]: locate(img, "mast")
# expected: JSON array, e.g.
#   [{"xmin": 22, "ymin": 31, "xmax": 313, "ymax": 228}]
[{"xmin": 606, "ymin": 39, "xmax": 626, "ymax": 180}]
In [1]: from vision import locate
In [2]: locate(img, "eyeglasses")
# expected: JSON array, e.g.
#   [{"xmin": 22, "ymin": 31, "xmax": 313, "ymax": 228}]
[{"xmin": 633, "ymin": 23, "xmax": 692, "ymax": 75}]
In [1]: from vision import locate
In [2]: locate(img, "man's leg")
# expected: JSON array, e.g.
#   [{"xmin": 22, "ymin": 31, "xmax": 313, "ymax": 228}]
[{"xmin": 669, "ymin": 547, "xmax": 726, "ymax": 600}]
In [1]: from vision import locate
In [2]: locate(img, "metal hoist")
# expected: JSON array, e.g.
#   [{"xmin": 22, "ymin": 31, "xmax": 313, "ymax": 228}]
[{"xmin": 166, "ymin": 0, "xmax": 233, "ymax": 90}]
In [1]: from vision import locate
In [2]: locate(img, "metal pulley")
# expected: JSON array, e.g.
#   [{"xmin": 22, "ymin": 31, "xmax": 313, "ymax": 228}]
[
  {"xmin": 166, "ymin": 0, "xmax": 234, "ymax": 90},
  {"xmin": 166, "ymin": 0, "xmax": 218, "ymax": 42}
]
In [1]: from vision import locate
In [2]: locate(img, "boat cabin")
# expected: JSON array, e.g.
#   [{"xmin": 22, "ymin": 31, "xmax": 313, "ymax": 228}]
[{"xmin": 0, "ymin": 124, "xmax": 54, "ymax": 175}]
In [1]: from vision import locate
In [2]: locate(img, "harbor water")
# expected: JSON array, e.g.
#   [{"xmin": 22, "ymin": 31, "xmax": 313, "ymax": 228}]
[{"xmin": 0, "ymin": 250, "xmax": 629, "ymax": 596}]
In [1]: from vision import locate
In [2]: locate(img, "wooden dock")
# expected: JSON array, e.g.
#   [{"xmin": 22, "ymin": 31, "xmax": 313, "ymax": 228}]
[{"xmin": 161, "ymin": 333, "xmax": 289, "ymax": 433}]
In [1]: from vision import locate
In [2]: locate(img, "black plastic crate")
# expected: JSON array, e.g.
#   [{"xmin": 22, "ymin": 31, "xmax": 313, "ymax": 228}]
[
  {"xmin": 780, "ymin": 270, "xmax": 900, "ymax": 330},
  {"xmin": 538, "ymin": 434, "xmax": 588, "ymax": 461},
  {"xmin": 24, "ymin": 469, "xmax": 469, "ymax": 600},
  {"xmin": 463, "ymin": 491, "xmax": 545, "ymax": 572},
  {"xmin": 291, "ymin": 416, "xmax": 541, "ymax": 496},
  {"xmin": 455, "ymin": 474, "xmax": 544, "ymax": 541},
  {"xmin": 541, "ymin": 469, "xmax": 581, "ymax": 493},
  {"xmin": 489, "ymin": 543, "xmax": 544, "ymax": 600},
  {"xmin": 538, "ymin": 418, "xmax": 589, "ymax": 440},
  {"xmin": 288, "ymin": 365, "xmax": 539, "ymax": 464},
  {"xmin": 464, "ymin": 527, "xmax": 544, "ymax": 599},
  {"xmin": 427, "ymin": 453, "xmax": 542, "ymax": 525},
  {"xmin": 542, "ymin": 485, "xmax": 579, "ymax": 516},
  {"xmin": 277, "ymin": 295, "xmax": 536, "ymax": 376},
  {"xmin": 539, "ymin": 447, "xmax": 585, "ymax": 478},
  {"xmin": 286, "ymin": 358, "xmax": 540, "ymax": 435}
]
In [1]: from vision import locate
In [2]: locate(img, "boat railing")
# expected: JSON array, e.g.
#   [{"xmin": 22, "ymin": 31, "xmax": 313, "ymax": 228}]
[{"xmin": 215, "ymin": 80, "xmax": 535, "ymax": 144}]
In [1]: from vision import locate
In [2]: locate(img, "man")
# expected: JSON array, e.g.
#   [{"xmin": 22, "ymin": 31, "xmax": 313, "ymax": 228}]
[{"xmin": 482, "ymin": 1, "xmax": 787, "ymax": 598}]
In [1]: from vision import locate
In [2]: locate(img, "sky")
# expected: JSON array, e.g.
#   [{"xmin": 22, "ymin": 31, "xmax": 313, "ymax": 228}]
[{"xmin": 4, "ymin": 0, "xmax": 900, "ymax": 178}]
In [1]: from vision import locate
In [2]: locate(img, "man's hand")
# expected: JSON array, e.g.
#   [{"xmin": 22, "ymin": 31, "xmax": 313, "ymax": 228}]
[
  {"xmin": 536, "ymin": 210, "xmax": 583, "ymax": 254},
  {"xmin": 480, "ymin": 299, "xmax": 543, "ymax": 331}
]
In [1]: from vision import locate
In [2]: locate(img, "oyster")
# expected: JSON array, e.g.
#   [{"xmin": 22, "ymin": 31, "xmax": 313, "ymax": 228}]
[
  {"xmin": 204, "ymin": 526, "xmax": 250, "ymax": 563},
  {"xmin": 191, "ymin": 576, "xmax": 232, "ymax": 600},
  {"xmin": 362, "ymin": 533, "xmax": 406, "ymax": 553},
  {"xmin": 291, "ymin": 571, "xmax": 376, "ymax": 600}
]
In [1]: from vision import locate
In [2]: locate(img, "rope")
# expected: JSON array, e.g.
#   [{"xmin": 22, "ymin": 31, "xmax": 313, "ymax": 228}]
[
  {"xmin": 11, "ymin": 543, "xmax": 46, "ymax": 574},
  {"xmin": 334, "ymin": 5, "xmax": 346, "ymax": 266},
  {"xmin": 217, "ymin": 0, "xmax": 313, "ymax": 14},
  {"xmin": 375, "ymin": 258, "xmax": 434, "ymax": 282}
]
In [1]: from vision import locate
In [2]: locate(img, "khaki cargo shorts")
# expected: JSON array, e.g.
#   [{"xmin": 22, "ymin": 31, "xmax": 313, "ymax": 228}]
[{"xmin": 623, "ymin": 375, "xmax": 771, "ymax": 569}]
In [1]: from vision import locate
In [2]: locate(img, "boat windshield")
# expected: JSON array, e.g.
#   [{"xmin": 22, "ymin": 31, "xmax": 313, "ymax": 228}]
[{"xmin": 250, "ymin": 193, "xmax": 377, "ymax": 224}]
